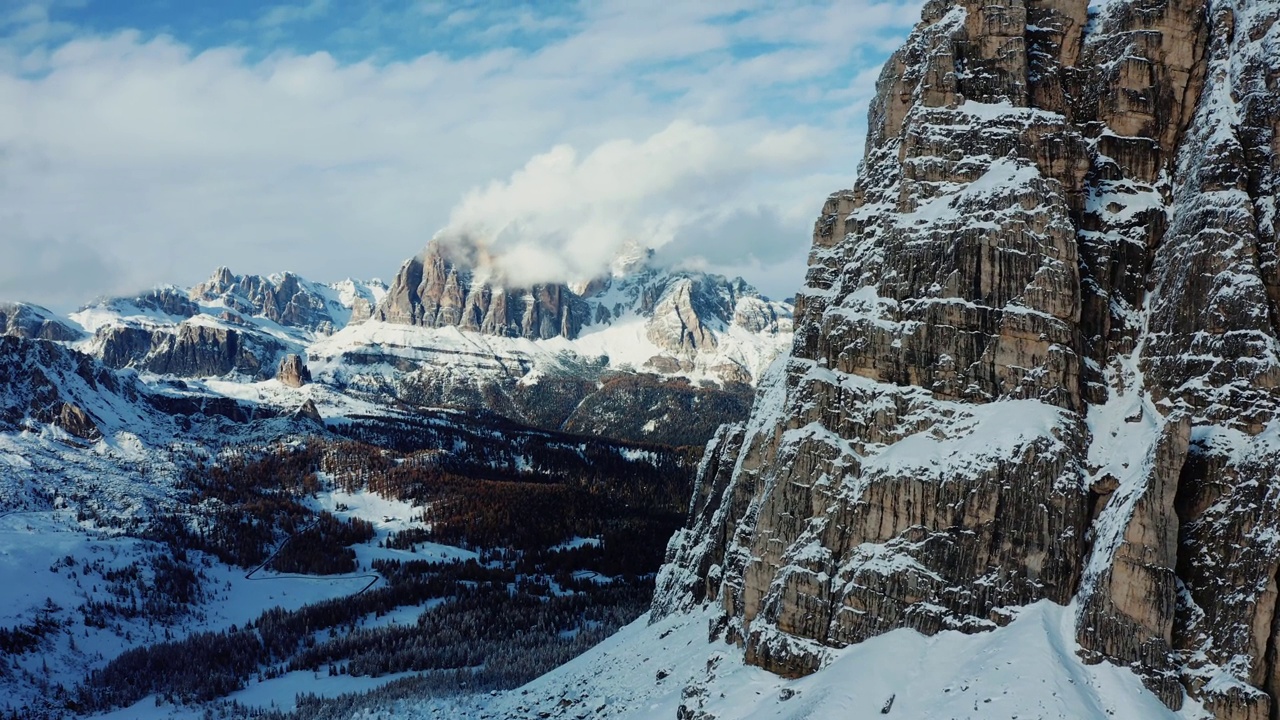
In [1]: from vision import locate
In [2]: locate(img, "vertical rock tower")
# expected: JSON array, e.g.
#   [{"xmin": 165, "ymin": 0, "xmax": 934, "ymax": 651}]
[{"xmin": 654, "ymin": 0, "xmax": 1280, "ymax": 716}]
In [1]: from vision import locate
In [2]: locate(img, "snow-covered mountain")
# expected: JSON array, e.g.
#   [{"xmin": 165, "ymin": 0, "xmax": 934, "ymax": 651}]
[
  {"xmin": 369, "ymin": 240, "xmax": 789, "ymax": 383},
  {"xmin": 19, "ymin": 0, "xmax": 1280, "ymax": 711},
  {"xmin": 0, "ymin": 322, "xmax": 708, "ymax": 718},
  {"xmin": 540, "ymin": 0, "xmax": 1280, "ymax": 717},
  {"xmin": 4, "ymin": 242, "xmax": 790, "ymax": 447},
  {"xmin": 379, "ymin": 602, "xmax": 1188, "ymax": 719}
]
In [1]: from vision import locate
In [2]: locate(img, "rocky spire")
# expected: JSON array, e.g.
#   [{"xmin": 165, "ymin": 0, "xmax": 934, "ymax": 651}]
[
  {"xmin": 189, "ymin": 267, "xmax": 338, "ymax": 332},
  {"xmin": 372, "ymin": 240, "xmax": 588, "ymax": 340},
  {"xmin": 276, "ymin": 353, "xmax": 311, "ymax": 388},
  {"xmin": 653, "ymin": 0, "xmax": 1280, "ymax": 716}
]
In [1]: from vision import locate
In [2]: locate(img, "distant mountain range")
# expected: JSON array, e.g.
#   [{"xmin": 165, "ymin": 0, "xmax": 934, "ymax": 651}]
[{"xmin": 0, "ymin": 239, "xmax": 792, "ymax": 447}]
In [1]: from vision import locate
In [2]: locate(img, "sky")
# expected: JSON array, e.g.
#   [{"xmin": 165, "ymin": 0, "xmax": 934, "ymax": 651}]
[{"xmin": 0, "ymin": 0, "xmax": 922, "ymax": 310}]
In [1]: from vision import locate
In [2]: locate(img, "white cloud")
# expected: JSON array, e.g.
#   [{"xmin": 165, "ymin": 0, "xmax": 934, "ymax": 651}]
[
  {"xmin": 437, "ymin": 120, "xmax": 831, "ymax": 287},
  {"xmin": 0, "ymin": 0, "xmax": 921, "ymax": 309},
  {"xmin": 258, "ymin": 0, "xmax": 331, "ymax": 29}
]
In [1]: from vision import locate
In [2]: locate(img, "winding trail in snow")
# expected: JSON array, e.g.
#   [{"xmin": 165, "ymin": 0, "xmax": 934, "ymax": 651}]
[{"xmin": 242, "ymin": 517, "xmax": 382, "ymax": 595}]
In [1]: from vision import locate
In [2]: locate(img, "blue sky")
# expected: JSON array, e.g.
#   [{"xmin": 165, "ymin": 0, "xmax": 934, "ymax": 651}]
[
  {"xmin": 0, "ymin": 0, "xmax": 921, "ymax": 308},
  {"xmin": 42, "ymin": 1, "xmax": 584, "ymax": 62}
]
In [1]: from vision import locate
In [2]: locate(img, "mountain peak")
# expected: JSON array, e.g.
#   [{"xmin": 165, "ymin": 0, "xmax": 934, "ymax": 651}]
[
  {"xmin": 371, "ymin": 239, "xmax": 791, "ymax": 379},
  {"xmin": 652, "ymin": 0, "xmax": 1280, "ymax": 715}
]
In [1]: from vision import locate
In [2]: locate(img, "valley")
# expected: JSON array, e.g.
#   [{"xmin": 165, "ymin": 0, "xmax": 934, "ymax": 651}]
[
  {"xmin": 0, "ymin": 243, "xmax": 787, "ymax": 718},
  {"xmin": 6, "ymin": 0, "xmax": 1280, "ymax": 716}
]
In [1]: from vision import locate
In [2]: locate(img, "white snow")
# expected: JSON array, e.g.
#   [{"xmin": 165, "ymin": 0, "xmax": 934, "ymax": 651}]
[
  {"xmin": 864, "ymin": 398, "xmax": 1070, "ymax": 477},
  {"xmin": 379, "ymin": 601, "xmax": 1204, "ymax": 719},
  {"xmin": 89, "ymin": 671, "xmax": 422, "ymax": 719},
  {"xmin": 551, "ymin": 536, "xmax": 602, "ymax": 552},
  {"xmin": 227, "ymin": 670, "xmax": 421, "ymax": 711}
]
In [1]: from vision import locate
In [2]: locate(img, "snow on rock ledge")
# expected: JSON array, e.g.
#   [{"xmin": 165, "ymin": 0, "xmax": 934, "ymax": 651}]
[{"xmin": 651, "ymin": 0, "xmax": 1280, "ymax": 716}]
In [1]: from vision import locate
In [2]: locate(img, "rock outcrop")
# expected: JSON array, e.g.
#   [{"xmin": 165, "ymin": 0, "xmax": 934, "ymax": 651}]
[
  {"xmin": 96, "ymin": 323, "xmax": 284, "ymax": 379},
  {"xmin": 373, "ymin": 240, "xmax": 790, "ymax": 377},
  {"xmin": 184, "ymin": 268, "xmax": 386, "ymax": 335},
  {"xmin": 56, "ymin": 402, "xmax": 101, "ymax": 440},
  {"xmin": 276, "ymin": 353, "xmax": 311, "ymax": 387},
  {"xmin": 373, "ymin": 243, "xmax": 588, "ymax": 340},
  {"xmin": 0, "ymin": 336, "xmax": 139, "ymax": 439},
  {"xmin": 191, "ymin": 268, "xmax": 338, "ymax": 333},
  {"xmin": 654, "ymin": 0, "xmax": 1280, "ymax": 716},
  {"xmin": 104, "ymin": 287, "xmax": 200, "ymax": 319},
  {"xmin": 292, "ymin": 398, "xmax": 323, "ymax": 425},
  {"xmin": 0, "ymin": 303, "xmax": 83, "ymax": 342}
]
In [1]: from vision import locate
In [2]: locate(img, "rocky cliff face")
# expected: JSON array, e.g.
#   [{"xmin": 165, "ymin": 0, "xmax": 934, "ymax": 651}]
[
  {"xmin": 96, "ymin": 323, "xmax": 284, "ymax": 379},
  {"xmin": 373, "ymin": 240, "xmax": 790, "ymax": 378},
  {"xmin": 0, "ymin": 335, "xmax": 188, "ymax": 441},
  {"xmin": 374, "ymin": 243, "xmax": 588, "ymax": 340},
  {"xmin": 190, "ymin": 268, "xmax": 386, "ymax": 334},
  {"xmin": 276, "ymin": 353, "xmax": 311, "ymax": 387},
  {"xmin": 0, "ymin": 303, "xmax": 84, "ymax": 342},
  {"xmin": 654, "ymin": 0, "xmax": 1280, "ymax": 716}
]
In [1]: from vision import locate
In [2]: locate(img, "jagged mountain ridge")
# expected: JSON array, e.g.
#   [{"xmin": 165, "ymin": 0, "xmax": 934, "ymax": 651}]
[
  {"xmin": 0, "ymin": 333, "xmax": 288, "ymax": 442},
  {"xmin": 650, "ymin": 0, "xmax": 1280, "ymax": 717},
  {"xmin": 2, "ymin": 243, "xmax": 791, "ymax": 446},
  {"xmin": 373, "ymin": 241, "xmax": 789, "ymax": 366}
]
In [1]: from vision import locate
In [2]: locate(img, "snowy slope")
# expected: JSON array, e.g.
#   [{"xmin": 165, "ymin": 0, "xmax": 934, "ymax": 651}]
[
  {"xmin": 60, "ymin": 261, "xmax": 789, "ymax": 387},
  {"xmin": 367, "ymin": 602, "xmax": 1203, "ymax": 719},
  {"xmin": 17, "ymin": 259, "xmax": 792, "ymax": 446}
]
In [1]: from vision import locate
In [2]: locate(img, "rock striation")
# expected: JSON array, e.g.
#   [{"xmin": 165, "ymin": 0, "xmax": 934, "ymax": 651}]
[
  {"xmin": 96, "ymin": 323, "xmax": 283, "ymax": 379},
  {"xmin": 654, "ymin": 0, "xmax": 1280, "ymax": 716}
]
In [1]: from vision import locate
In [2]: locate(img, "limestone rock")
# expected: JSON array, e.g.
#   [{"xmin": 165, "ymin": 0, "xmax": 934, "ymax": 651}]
[
  {"xmin": 0, "ymin": 303, "xmax": 83, "ymax": 342},
  {"xmin": 371, "ymin": 240, "xmax": 792, "ymax": 386},
  {"xmin": 652, "ymin": 0, "xmax": 1280, "ymax": 715},
  {"xmin": 97, "ymin": 323, "xmax": 283, "ymax": 379},
  {"xmin": 0, "ymin": 336, "xmax": 142, "ymax": 439},
  {"xmin": 106, "ymin": 287, "xmax": 200, "ymax": 319},
  {"xmin": 55, "ymin": 402, "xmax": 100, "ymax": 441},
  {"xmin": 292, "ymin": 398, "xmax": 323, "ymax": 425},
  {"xmin": 276, "ymin": 354, "xmax": 311, "ymax": 388},
  {"xmin": 646, "ymin": 279, "xmax": 718, "ymax": 354},
  {"xmin": 189, "ymin": 267, "xmax": 381, "ymax": 334},
  {"xmin": 373, "ymin": 242, "xmax": 587, "ymax": 341}
]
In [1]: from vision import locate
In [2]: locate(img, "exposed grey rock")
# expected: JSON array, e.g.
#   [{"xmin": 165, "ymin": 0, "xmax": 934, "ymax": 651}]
[
  {"xmin": 653, "ymin": 0, "xmax": 1280, "ymax": 715},
  {"xmin": 56, "ymin": 402, "xmax": 100, "ymax": 441},
  {"xmin": 293, "ymin": 398, "xmax": 323, "ymax": 425},
  {"xmin": 0, "ymin": 336, "xmax": 131, "ymax": 437},
  {"xmin": 0, "ymin": 302, "xmax": 83, "ymax": 342},
  {"xmin": 373, "ymin": 243, "xmax": 588, "ymax": 340},
  {"xmin": 96, "ymin": 323, "xmax": 284, "ymax": 379},
  {"xmin": 104, "ymin": 287, "xmax": 199, "ymax": 319},
  {"xmin": 276, "ymin": 353, "xmax": 311, "ymax": 387},
  {"xmin": 647, "ymin": 279, "xmax": 719, "ymax": 354},
  {"xmin": 372, "ymin": 240, "xmax": 791, "ymax": 384},
  {"xmin": 190, "ymin": 267, "xmax": 348, "ymax": 333}
]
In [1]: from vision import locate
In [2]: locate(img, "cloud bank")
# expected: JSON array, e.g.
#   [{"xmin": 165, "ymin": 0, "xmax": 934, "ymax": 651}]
[
  {"xmin": 437, "ymin": 120, "xmax": 829, "ymax": 287},
  {"xmin": 0, "ymin": 0, "xmax": 922, "ymax": 308}
]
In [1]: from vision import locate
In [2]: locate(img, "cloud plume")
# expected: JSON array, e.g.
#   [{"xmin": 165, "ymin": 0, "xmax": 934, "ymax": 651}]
[
  {"xmin": 436, "ymin": 120, "xmax": 829, "ymax": 287},
  {"xmin": 0, "ymin": 0, "xmax": 921, "ymax": 308}
]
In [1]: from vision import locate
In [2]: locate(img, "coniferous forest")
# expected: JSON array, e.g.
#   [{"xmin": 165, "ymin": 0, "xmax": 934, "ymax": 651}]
[{"xmin": 15, "ymin": 412, "xmax": 696, "ymax": 719}]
